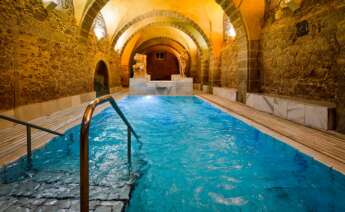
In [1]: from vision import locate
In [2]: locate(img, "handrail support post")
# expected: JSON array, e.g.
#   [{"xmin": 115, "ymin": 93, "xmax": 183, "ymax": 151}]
[
  {"xmin": 80, "ymin": 130, "xmax": 89, "ymax": 212},
  {"xmin": 79, "ymin": 94, "xmax": 139, "ymax": 212},
  {"xmin": 26, "ymin": 125, "xmax": 32, "ymax": 168},
  {"xmin": 127, "ymin": 127, "xmax": 132, "ymax": 166}
]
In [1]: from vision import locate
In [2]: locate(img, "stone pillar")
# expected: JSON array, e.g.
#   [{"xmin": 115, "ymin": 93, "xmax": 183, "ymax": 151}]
[
  {"xmin": 336, "ymin": 19, "xmax": 345, "ymax": 133},
  {"xmin": 248, "ymin": 40, "xmax": 261, "ymax": 93}
]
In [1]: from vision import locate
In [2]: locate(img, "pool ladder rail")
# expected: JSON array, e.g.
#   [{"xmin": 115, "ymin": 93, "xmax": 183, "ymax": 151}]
[
  {"xmin": 80, "ymin": 94, "xmax": 140, "ymax": 212},
  {"xmin": 0, "ymin": 114, "xmax": 64, "ymax": 168}
]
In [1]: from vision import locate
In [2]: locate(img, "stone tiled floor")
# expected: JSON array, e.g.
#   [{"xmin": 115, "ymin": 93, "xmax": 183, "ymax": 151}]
[
  {"xmin": 198, "ymin": 94, "xmax": 345, "ymax": 175},
  {"xmin": 0, "ymin": 170, "xmax": 129, "ymax": 212}
]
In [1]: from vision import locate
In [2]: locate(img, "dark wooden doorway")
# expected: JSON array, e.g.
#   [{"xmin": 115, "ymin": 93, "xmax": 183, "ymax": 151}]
[{"xmin": 146, "ymin": 51, "xmax": 179, "ymax": 80}]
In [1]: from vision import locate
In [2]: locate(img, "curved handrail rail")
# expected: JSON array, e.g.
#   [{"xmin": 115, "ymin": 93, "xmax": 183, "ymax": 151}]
[
  {"xmin": 0, "ymin": 114, "xmax": 64, "ymax": 136},
  {"xmin": 0, "ymin": 114, "xmax": 64, "ymax": 167},
  {"xmin": 79, "ymin": 94, "xmax": 139, "ymax": 212}
]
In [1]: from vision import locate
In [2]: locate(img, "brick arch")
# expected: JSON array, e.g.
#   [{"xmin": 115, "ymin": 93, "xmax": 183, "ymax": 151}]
[
  {"xmin": 119, "ymin": 23, "xmax": 210, "ymax": 84},
  {"xmin": 118, "ymin": 22, "xmax": 208, "ymax": 55},
  {"xmin": 111, "ymin": 10, "xmax": 212, "ymax": 51},
  {"xmin": 80, "ymin": 0, "xmax": 255, "ymax": 101},
  {"xmin": 80, "ymin": 0, "xmax": 109, "ymax": 39},
  {"xmin": 136, "ymin": 38, "xmax": 189, "ymax": 54}
]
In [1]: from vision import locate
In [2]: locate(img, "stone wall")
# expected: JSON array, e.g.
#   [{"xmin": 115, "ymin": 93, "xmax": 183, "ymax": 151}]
[
  {"xmin": 0, "ymin": 0, "xmax": 121, "ymax": 111},
  {"xmin": 261, "ymin": 0, "xmax": 343, "ymax": 101},
  {"xmin": 219, "ymin": 40, "xmax": 241, "ymax": 90},
  {"xmin": 218, "ymin": 35, "xmax": 251, "ymax": 102},
  {"xmin": 260, "ymin": 0, "xmax": 345, "ymax": 132},
  {"xmin": 336, "ymin": 13, "xmax": 345, "ymax": 133}
]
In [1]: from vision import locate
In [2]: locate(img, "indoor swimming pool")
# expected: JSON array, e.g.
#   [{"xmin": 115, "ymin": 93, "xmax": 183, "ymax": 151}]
[{"xmin": 1, "ymin": 96, "xmax": 345, "ymax": 211}]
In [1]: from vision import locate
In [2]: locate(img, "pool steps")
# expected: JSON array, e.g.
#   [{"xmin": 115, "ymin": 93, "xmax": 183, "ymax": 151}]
[{"xmin": 79, "ymin": 94, "xmax": 140, "ymax": 212}]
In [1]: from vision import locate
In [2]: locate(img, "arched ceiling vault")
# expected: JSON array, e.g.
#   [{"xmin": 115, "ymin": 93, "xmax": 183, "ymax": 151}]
[
  {"xmin": 138, "ymin": 46, "xmax": 184, "ymax": 61},
  {"xmin": 120, "ymin": 26, "xmax": 199, "ymax": 66},
  {"xmin": 133, "ymin": 38, "xmax": 197, "ymax": 69},
  {"xmin": 78, "ymin": 0, "xmax": 265, "ymax": 42},
  {"xmin": 136, "ymin": 38, "xmax": 189, "ymax": 54},
  {"xmin": 112, "ymin": 10, "xmax": 212, "ymax": 51},
  {"xmin": 76, "ymin": 0, "xmax": 265, "ymax": 94},
  {"xmin": 116, "ymin": 21, "xmax": 210, "ymax": 55}
]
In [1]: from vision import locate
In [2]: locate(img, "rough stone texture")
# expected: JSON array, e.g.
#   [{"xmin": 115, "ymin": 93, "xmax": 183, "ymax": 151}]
[
  {"xmin": 336, "ymin": 16, "xmax": 345, "ymax": 133},
  {"xmin": 0, "ymin": 0, "xmax": 121, "ymax": 111},
  {"xmin": 219, "ymin": 40, "xmax": 241, "ymax": 91},
  {"xmin": 0, "ymin": 151, "xmax": 131, "ymax": 211},
  {"xmin": 209, "ymin": 54, "xmax": 221, "ymax": 88},
  {"xmin": 261, "ymin": 0, "xmax": 345, "ymax": 133},
  {"xmin": 0, "ymin": 169, "xmax": 130, "ymax": 212},
  {"xmin": 261, "ymin": 0, "xmax": 344, "ymax": 102},
  {"xmin": 218, "ymin": 20, "xmax": 250, "ymax": 102}
]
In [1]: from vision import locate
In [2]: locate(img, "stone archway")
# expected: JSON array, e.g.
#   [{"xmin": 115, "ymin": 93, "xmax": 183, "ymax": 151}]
[
  {"xmin": 80, "ymin": 0, "xmax": 264, "ymax": 102},
  {"xmin": 94, "ymin": 60, "xmax": 110, "ymax": 97},
  {"xmin": 119, "ymin": 24, "xmax": 209, "ymax": 84}
]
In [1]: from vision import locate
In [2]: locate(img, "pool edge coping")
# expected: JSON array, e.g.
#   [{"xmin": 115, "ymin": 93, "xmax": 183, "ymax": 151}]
[
  {"xmin": 196, "ymin": 94, "xmax": 345, "ymax": 175},
  {"xmin": 0, "ymin": 91, "xmax": 129, "ymax": 167}
]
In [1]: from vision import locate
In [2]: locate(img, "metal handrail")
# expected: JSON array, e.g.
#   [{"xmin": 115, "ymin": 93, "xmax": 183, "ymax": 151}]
[
  {"xmin": 79, "ymin": 94, "xmax": 139, "ymax": 212},
  {"xmin": 0, "ymin": 114, "xmax": 64, "ymax": 166}
]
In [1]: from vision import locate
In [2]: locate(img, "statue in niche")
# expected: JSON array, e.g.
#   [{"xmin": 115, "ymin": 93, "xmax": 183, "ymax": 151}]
[
  {"xmin": 132, "ymin": 54, "xmax": 147, "ymax": 79},
  {"xmin": 179, "ymin": 51, "xmax": 189, "ymax": 79}
]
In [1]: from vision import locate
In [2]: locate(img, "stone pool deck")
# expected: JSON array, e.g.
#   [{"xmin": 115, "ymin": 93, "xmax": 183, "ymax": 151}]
[{"xmin": 198, "ymin": 94, "xmax": 345, "ymax": 175}]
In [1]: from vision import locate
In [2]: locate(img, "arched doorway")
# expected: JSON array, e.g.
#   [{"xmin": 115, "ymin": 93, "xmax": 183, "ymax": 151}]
[
  {"xmin": 94, "ymin": 60, "xmax": 110, "ymax": 97},
  {"xmin": 146, "ymin": 51, "xmax": 180, "ymax": 80}
]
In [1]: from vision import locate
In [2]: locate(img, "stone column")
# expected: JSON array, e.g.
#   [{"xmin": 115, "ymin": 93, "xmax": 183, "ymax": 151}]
[{"xmin": 336, "ymin": 19, "xmax": 345, "ymax": 133}]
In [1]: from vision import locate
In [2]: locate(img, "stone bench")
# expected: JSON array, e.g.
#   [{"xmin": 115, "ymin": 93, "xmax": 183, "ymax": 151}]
[
  {"xmin": 246, "ymin": 93, "xmax": 336, "ymax": 130},
  {"xmin": 212, "ymin": 87, "xmax": 237, "ymax": 102},
  {"xmin": 0, "ymin": 91, "xmax": 97, "ymax": 129}
]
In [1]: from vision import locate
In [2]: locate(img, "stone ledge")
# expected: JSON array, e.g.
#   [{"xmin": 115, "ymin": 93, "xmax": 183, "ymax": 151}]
[
  {"xmin": 212, "ymin": 87, "xmax": 237, "ymax": 102},
  {"xmin": 0, "ymin": 91, "xmax": 96, "ymax": 129},
  {"xmin": 246, "ymin": 93, "xmax": 336, "ymax": 130},
  {"xmin": 129, "ymin": 78, "xmax": 193, "ymax": 96}
]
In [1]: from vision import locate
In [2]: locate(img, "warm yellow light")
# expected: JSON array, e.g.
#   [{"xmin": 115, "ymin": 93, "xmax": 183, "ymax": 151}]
[
  {"xmin": 114, "ymin": 34, "xmax": 127, "ymax": 52},
  {"xmin": 42, "ymin": 0, "xmax": 59, "ymax": 4},
  {"xmin": 228, "ymin": 27, "xmax": 236, "ymax": 38},
  {"xmin": 94, "ymin": 25, "xmax": 106, "ymax": 40}
]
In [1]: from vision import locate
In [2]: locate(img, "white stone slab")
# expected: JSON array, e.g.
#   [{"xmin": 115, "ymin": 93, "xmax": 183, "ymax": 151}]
[
  {"xmin": 305, "ymin": 105, "xmax": 328, "ymax": 130},
  {"xmin": 256, "ymin": 95, "xmax": 274, "ymax": 114},
  {"xmin": 246, "ymin": 93, "xmax": 256, "ymax": 108},
  {"xmin": 147, "ymin": 81, "xmax": 176, "ymax": 88},
  {"xmin": 246, "ymin": 93, "xmax": 335, "ymax": 130},
  {"xmin": 0, "ymin": 91, "xmax": 97, "ymax": 129},
  {"xmin": 287, "ymin": 101, "xmax": 305, "ymax": 124},
  {"xmin": 246, "ymin": 93, "xmax": 274, "ymax": 113},
  {"xmin": 273, "ymin": 98, "xmax": 288, "ymax": 119},
  {"xmin": 213, "ymin": 87, "xmax": 237, "ymax": 102},
  {"xmin": 129, "ymin": 78, "xmax": 193, "ymax": 96}
]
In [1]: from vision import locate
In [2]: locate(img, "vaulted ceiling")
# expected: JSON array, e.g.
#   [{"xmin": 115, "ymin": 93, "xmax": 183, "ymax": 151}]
[{"xmin": 71, "ymin": 0, "xmax": 264, "ymax": 54}]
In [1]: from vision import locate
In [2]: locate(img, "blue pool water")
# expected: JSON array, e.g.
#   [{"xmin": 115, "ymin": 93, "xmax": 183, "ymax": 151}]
[{"xmin": 1, "ymin": 96, "xmax": 345, "ymax": 211}]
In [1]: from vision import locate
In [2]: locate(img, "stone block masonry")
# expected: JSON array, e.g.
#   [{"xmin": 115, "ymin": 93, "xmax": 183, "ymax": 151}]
[
  {"xmin": 260, "ymin": 0, "xmax": 345, "ymax": 133},
  {"xmin": 0, "ymin": 0, "xmax": 122, "ymax": 111}
]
